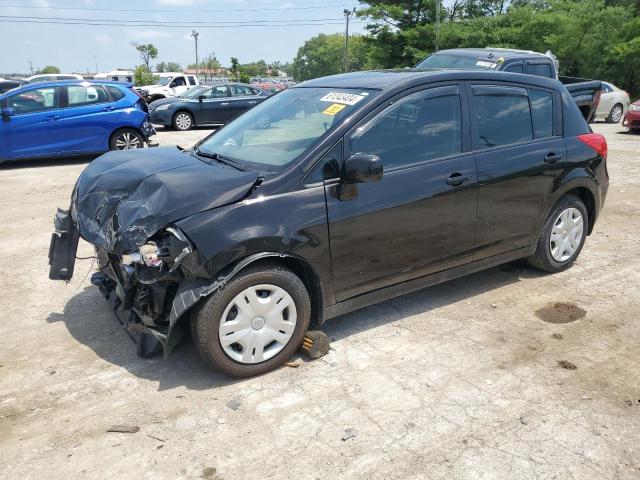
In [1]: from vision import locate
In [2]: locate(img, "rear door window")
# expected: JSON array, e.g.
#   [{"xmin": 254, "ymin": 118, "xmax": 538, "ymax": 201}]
[
  {"xmin": 527, "ymin": 62, "xmax": 553, "ymax": 78},
  {"xmin": 529, "ymin": 89, "xmax": 554, "ymax": 138},
  {"xmin": 187, "ymin": 76, "xmax": 197, "ymax": 86},
  {"xmin": 471, "ymin": 85, "xmax": 533, "ymax": 148},
  {"xmin": 67, "ymin": 85, "xmax": 109, "ymax": 106}
]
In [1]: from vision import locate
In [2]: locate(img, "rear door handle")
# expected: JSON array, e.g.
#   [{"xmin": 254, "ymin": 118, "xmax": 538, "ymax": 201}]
[
  {"xmin": 47, "ymin": 115, "xmax": 61, "ymax": 121},
  {"xmin": 544, "ymin": 152, "xmax": 563, "ymax": 164},
  {"xmin": 446, "ymin": 173, "xmax": 471, "ymax": 186},
  {"xmin": 248, "ymin": 101, "xmax": 257, "ymax": 105},
  {"xmin": 221, "ymin": 102, "xmax": 229, "ymax": 106},
  {"xmin": 103, "ymin": 106, "xmax": 115, "ymax": 111}
]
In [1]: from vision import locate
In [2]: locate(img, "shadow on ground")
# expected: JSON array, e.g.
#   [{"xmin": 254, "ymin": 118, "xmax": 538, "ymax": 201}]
[
  {"xmin": 46, "ymin": 260, "xmax": 545, "ymax": 391},
  {"xmin": 0, "ymin": 155, "xmax": 97, "ymax": 170}
]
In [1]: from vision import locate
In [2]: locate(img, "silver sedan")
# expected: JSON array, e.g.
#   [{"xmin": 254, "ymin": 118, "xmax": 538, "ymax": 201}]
[{"xmin": 594, "ymin": 82, "xmax": 630, "ymax": 123}]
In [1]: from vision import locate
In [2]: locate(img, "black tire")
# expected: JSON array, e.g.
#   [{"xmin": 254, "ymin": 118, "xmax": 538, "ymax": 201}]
[
  {"xmin": 606, "ymin": 103, "xmax": 624, "ymax": 124},
  {"xmin": 191, "ymin": 264, "xmax": 311, "ymax": 377},
  {"xmin": 109, "ymin": 128, "xmax": 144, "ymax": 150},
  {"xmin": 172, "ymin": 111, "xmax": 194, "ymax": 131},
  {"xmin": 527, "ymin": 194, "xmax": 588, "ymax": 273}
]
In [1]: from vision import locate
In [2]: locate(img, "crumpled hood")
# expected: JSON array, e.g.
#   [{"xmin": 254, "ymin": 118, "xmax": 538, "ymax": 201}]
[{"xmin": 73, "ymin": 146, "xmax": 259, "ymax": 253}]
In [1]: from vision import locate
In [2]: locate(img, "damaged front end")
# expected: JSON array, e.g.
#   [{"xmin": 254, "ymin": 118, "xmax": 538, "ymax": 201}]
[{"xmin": 48, "ymin": 146, "xmax": 264, "ymax": 357}]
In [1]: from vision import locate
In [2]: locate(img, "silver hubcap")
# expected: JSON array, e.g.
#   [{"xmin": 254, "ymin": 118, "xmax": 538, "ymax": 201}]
[
  {"xmin": 611, "ymin": 105, "xmax": 623, "ymax": 122},
  {"xmin": 218, "ymin": 284, "xmax": 297, "ymax": 364},
  {"xmin": 550, "ymin": 207, "xmax": 584, "ymax": 262},
  {"xmin": 175, "ymin": 113, "xmax": 192, "ymax": 130},
  {"xmin": 115, "ymin": 132, "xmax": 141, "ymax": 150}
]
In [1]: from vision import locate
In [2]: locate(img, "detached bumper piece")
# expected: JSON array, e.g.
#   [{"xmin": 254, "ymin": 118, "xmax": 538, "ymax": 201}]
[{"xmin": 48, "ymin": 208, "xmax": 80, "ymax": 281}]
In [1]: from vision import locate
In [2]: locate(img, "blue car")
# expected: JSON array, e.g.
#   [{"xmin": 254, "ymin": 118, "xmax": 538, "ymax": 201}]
[{"xmin": 0, "ymin": 80, "xmax": 155, "ymax": 163}]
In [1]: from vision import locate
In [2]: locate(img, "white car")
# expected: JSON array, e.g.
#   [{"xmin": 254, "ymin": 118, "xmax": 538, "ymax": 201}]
[
  {"xmin": 26, "ymin": 73, "xmax": 83, "ymax": 84},
  {"xmin": 594, "ymin": 81, "xmax": 630, "ymax": 123},
  {"xmin": 135, "ymin": 73, "xmax": 199, "ymax": 103}
]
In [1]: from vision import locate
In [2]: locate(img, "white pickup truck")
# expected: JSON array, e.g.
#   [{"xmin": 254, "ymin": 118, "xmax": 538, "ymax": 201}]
[{"xmin": 136, "ymin": 72, "xmax": 199, "ymax": 103}]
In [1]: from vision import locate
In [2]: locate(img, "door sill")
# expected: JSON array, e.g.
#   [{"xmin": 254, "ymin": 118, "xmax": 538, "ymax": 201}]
[{"xmin": 324, "ymin": 246, "xmax": 535, "ymax": 321}]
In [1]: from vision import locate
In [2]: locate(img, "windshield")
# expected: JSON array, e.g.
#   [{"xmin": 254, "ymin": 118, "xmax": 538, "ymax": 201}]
[
  {"xmin": 180, "ymin": 85, "xmax": 209, "ymax": 98},
  {"xmin": 196, "ymin": 87, "xmax": 378, "ymax": 172},
  {"xmin": 416, "ymin": 54, "xmax": 498, "ymax": 70},
  {"xmin": 157, "ymin": 77, "xmax": 172, "ymax": 86}
]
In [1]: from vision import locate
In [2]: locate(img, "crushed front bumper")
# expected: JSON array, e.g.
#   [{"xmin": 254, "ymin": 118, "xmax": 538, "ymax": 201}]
[{"xmin": 48, "ymin": 208, "xmax": 80, "ymax": 281}]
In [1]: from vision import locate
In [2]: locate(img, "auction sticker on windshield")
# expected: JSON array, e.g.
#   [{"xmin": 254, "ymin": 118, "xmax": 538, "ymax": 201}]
[
  {"xmin": 320, "ymin": 92, "xmax": 365, "ymax": 105},
  {"xmin": 322, "ymin": 103, "xmax": 346, "ymax": 116}
]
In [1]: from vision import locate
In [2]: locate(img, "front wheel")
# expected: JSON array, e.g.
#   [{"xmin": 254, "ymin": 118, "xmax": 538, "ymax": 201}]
[
  {"xmin": 527, "ymin": 194, "xmax": 588, "ymax": 273},
  {"xmin": 110, "ymin": 128, "xmax": 144, "ymax": 150},
  {"xmin": 191, "ymin": 264, "xmax": 311, "ymax": 377},
  {"xmin": 606, "ymin": 103, "xmax": 624, "ymax": 123},
  {"xmin": 173, "ymin": 111, "xmax": 194, "ymax": 131}
]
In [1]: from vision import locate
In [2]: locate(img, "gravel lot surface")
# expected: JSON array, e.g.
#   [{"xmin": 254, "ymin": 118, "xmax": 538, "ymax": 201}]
[{"xmin": 0, "ymin": 123, "xmax": 638, "ymax": 480}]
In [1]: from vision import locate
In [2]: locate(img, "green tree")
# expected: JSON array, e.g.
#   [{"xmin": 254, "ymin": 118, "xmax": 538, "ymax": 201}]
[
  {"xmin": 133, "ymin": 65, "xmax": 159, "ymax": 86},
  {"xmin": 133, "ymin": 43, "xmax": 158, "ymax": 71},
  {"xmin": 230, "ymin": 57, "xmax": 240, "ymax": 81},
  {"xmin": 291, "ymin": 33, "xmax": 378, "ymax": 81},
  {"xmin": 37, "ymin": 65, "xmax": 61, "ymax": 74}
]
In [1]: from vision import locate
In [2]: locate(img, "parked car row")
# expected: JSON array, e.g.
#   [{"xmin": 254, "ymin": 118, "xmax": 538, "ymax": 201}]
[{"xmin": 0, "ymin": 80, "xmax": 155, "ymax": 163}]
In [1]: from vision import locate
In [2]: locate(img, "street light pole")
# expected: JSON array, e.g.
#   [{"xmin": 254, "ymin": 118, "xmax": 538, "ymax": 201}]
[
  {"xmin": 343, "ymin": 7, "xmax": 356, "ymax": 73},
  {"xmin": 435, "ymin": 0, "xmax": 440, "ymax": 52},
  {"xmin": 191, "ymin": 30, "xmax": 199, "ymax": 77}
]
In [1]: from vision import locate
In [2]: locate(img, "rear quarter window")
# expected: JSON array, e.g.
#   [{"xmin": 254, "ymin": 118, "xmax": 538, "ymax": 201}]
[
  {"xmin": 529, "ymin": 89, "xmax": 554, "ymax": 138},
  {"xmin": 106, "ymin": 86, "xmax": 125, "ymax": 101}
]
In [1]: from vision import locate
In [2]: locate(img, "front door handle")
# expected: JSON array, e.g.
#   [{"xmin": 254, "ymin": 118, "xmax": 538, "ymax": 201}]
[
  {"xmin": 47, "ymin": 115, "xmax": 61, "ymax": 121},
  {"xmin": 221, "ymin": 102, "xmax": 229, "ymax": 106},
  {"xmin": 103, "ymin": 106, "xmax": 115, "ymax": 111},
  {"xmin": 248, "ymin": 101, "xmax": 257, "ymax": 105},
  {"xmin": 544, "ymin": 152, "xmax": 563, "ymax": 164},
  {"xmin": 446, "ymin": 173, "xmax": 471, "ymax": 186}
]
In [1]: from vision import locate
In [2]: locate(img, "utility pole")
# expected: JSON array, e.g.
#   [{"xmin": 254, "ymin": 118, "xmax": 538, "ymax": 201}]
[
  {"xmin": 343, "ymin": 7, "xmax": 356, "ymax": 73},
  {"xmin": 191, "ymin": 30, "xmax": 199, "ymax": 77},
  {"xmin": 94, "ymin": 54, "xmax": 98, "ymax": 73},
  {"xmin": 28, "ymin": 60, "xmax": 34, "ymax": 75},
  {"xmin": 435, "ymin": 0, "xmax": 440, "ymax": 52}
]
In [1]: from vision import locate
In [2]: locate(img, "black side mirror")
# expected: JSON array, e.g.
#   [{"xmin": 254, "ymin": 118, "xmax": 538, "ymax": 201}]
[
  {"xmin": 1, "ymin": 107, "xmax": 14, "ymax": 118},
  {"xmin": 343, "ymin": 153, "xmax": 383, "ymax": 184},
  {"xmin": 198, "ymin": 95, "xmax": 206, "ymax": 102}
]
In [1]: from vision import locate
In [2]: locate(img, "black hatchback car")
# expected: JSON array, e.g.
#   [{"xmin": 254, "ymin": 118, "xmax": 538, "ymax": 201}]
[
  {"xmin": 49, "ymin": 69, "xmax": 608, "ymax": 377},
  {"xmin": 148, "ymin": 83, "xmax": 268, "ymax": 131}
]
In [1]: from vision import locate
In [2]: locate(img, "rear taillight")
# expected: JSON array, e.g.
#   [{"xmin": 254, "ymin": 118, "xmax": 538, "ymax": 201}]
[{"xmin": 578, "ymin": 133, "xmax": 607, "ymax": 158}]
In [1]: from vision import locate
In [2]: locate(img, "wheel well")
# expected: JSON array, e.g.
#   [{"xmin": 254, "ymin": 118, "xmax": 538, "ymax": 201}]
[
  {"xmin": 109, "ymin": 127, "xmax": 143, "ymax": 146},
  {"xmin": 236, "ymin": 256, "xmax": 324, "ymax": 329},
  {"xmin": 565, "ymin": 187, "xmax": 596, "ymax": 235}
]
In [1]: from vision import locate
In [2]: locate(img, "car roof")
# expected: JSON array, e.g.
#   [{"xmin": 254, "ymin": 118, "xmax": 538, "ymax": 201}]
[
  {"xmin": 297, "ymin": 69, "xmax": 561, "ymax": 91},
  {"xmin": 433, "ymin": 48, "xmax": 551, "ymax": 61},
  {"xmin": 0, "ymin": 79, "xmax": 133, "ymax": 99}
]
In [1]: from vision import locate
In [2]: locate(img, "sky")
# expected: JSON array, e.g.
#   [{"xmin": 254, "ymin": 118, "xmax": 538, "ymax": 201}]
[{"xmin": 0, "ymin": 0, "xmax": 368, "ymax": 74}]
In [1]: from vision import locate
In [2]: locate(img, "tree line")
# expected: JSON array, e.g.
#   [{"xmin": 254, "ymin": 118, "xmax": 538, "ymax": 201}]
[{"xmin": 292, "ymin": 0, "xmax": 640, "ymax": 97}]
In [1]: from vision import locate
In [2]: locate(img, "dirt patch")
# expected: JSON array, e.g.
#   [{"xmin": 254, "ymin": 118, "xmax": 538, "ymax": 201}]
[
  {"xmin": 558, "ymin": 360, "xmax": 578, "ymax": 370},
  {"xmin": 536, "ymin": 302, "xmax": 586, "ymax": 324}
]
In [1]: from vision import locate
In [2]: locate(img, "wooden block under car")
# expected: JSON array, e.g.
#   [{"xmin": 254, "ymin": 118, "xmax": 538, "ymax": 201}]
[{"xmin": 300, "ymin": 330, "xmax": 330, "ymax": 359}]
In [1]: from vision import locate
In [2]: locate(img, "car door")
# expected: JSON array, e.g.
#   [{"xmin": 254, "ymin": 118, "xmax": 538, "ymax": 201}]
[
  {"xmin": 0, "ymin": 85, "xmax": 65, "ymax": 159},
  {"xmin": 596, "ymin": 83, "xmax": 614, "ymax": 117},
  {"xmin": 60, "ymin": 84, "xmax": 117, "ymax": 153},
  {"xmin": 324, "ymin": 84, "xmax": 479, "ymax": 301},
  {"xmin": 468, "ymin": 83, "xmax": 565, "ymax": 258},
  {"xmin": 199, "ymin": 85, "xmax": 232, "ymax": 124},
  {"xmin": 169, "ymin": 76, "xmax": 188, "ymax": 96}
]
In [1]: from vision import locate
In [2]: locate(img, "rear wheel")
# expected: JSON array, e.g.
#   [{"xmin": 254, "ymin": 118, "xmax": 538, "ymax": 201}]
[
  {"xmin": 110, "ymin": 128, "xmax": 144, "ymax": 150},
  {"xmin": 173, "ymin": 111, "xmax": 194, "ymax": 131},
  {"xmin": 191, "ymin": 264, "xmax": 311, "ymax": 377},
  {"xmin": 606, "ymin": 103, "xmax": 624, "ymax": 123},
  {"xmin": 527, "ymin": 194, "xmax": 588, "ymax": 273}
]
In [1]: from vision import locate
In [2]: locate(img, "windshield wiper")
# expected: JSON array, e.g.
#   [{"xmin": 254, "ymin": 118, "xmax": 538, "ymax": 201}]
[{"xmin": 193, "ymin": 147, "xmax": 245, "ymax": 171}]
